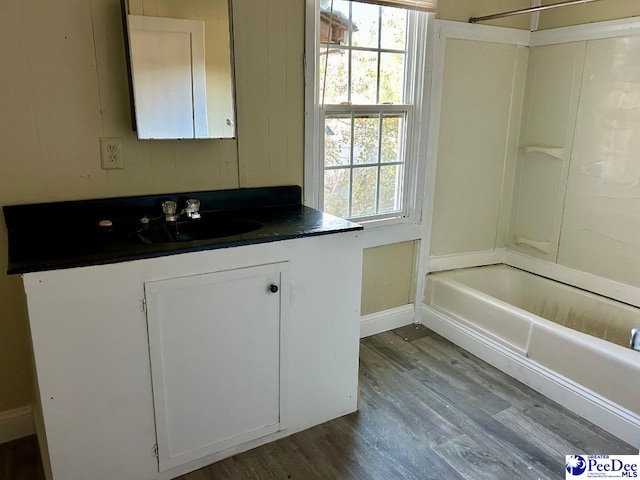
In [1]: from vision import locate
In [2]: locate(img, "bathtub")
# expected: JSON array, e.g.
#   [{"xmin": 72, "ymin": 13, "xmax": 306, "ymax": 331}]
[{"xmin": 421, "ymin": 264, "xmax": 640, "ymax": 446}]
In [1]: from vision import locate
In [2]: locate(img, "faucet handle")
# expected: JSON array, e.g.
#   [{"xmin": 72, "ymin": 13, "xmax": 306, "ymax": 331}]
[
  {"xmin": 185, "ymin": 199, "xmax": 201, "ymax": 219},
  {"xmin": 162, "ymin": 201, "xmax": 177, "ymax": 222}
]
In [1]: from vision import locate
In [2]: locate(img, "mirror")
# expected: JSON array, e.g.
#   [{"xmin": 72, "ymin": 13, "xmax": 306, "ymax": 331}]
[{"xmin": 123, "ymin": 0, "xmax": 236, "ymax": 139}]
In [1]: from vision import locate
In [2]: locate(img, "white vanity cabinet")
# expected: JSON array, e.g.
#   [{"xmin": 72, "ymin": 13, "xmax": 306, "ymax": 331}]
[{"xmin": 22, "ymin": 232, "xmax": 361, "ymax": 480}]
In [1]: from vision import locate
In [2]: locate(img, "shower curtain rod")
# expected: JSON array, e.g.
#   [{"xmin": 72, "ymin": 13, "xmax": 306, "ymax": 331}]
[{"xmin": 469, "ymin": 0, "xmax": 602, "ymax": 24}]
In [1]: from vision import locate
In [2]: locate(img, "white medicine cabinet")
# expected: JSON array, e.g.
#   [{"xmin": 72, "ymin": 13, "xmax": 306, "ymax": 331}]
[{"xmin": 123, "ymin": 0, "xmax": 236, "ymax": 139}]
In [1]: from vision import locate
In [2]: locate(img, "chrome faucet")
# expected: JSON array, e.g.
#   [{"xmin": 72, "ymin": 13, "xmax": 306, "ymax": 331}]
[
  {"xmin": 631, "ymin": 328, "xmax": 640, "ymax": 351},
  {"xmin": 162, "ymin": 199, "xmax": 201, "ymax": 222}
]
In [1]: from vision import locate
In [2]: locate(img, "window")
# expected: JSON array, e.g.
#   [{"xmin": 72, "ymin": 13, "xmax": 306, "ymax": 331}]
[{"xmin": 306, "ymin": 0, "xmax": 432, "ymax": 225}]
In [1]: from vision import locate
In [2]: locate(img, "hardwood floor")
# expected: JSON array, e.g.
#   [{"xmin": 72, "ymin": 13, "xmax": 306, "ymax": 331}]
[
  {"xmin": 184, "ymin": 325, "xmax": 635, "ymax": 479},
  {"xmin": 1, "ymin": 325, "xmax": 634, "ymax": 479}
]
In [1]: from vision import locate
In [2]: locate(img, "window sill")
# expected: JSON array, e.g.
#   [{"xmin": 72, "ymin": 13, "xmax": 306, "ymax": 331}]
[{"xmin": 357, "ymin": 218, "xmax": 423, "ymax": 248}]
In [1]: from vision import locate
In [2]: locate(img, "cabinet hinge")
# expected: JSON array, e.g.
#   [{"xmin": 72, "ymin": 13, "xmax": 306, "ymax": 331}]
[
  {"xmin": 152, "ymin": 443, "xmax": 158, "ymax": 459},
  {"xmin": 141, "ymin": 298, "xmax": 147, "ymax": 313}
]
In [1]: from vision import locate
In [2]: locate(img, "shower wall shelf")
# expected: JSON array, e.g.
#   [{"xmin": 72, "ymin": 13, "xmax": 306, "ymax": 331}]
[
  {"xmin": 514, "ymin": 235, "xmax": 552, "ymax": 254},
  {"xmin": 522, "ymin": 145, "xmax": 566, "ymax": 160}
]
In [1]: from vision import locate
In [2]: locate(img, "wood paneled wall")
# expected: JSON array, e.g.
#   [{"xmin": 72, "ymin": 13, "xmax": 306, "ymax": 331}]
[
  {"xmin": 233, "ymin": 0, "xmax": 304, "ymax": 187},
  {"xmin": 437, "ymin": 0, "xmax": 532, "ymax": 30},
  {"xmin": 0, "ymin": 0, "xmax": 303, "ymax": 413},
  {"xmin": 437, "ymin": 0, "xmax": 640, "ymax": 31},
  {"xmin": 539, "ymin": 0, "xmax": 640, "ymax": 30}
]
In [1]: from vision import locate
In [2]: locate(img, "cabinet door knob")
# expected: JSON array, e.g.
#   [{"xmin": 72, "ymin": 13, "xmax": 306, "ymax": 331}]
[{"xmin": 269, "ymin": 284, "xmax": 279, "ymax": 293}]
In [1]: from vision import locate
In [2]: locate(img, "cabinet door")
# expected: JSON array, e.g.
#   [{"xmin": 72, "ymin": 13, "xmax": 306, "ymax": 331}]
[{"xmin": 145, "ymin": 262, "xmax": 288, "ymax": 471}]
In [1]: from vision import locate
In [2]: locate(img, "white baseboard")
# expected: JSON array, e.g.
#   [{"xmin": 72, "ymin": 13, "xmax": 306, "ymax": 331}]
[
  {"xmin": 418, "ymin": 304, "xmax": 640, "ymax": 448},
  {"xmin": 429, "ymin": 249, "xmax": 506, "ymax": 273},
  {"xmin": 0, "ymin": 405, "xmax": 35, "ymax": 445},
  {"xmin": 360, "ymin": 304, "xmax": 415, "ymax": 338}
]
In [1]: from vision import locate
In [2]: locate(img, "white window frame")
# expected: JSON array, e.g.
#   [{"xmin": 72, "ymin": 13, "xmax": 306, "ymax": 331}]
[{"xmin": 304, "ymin": 0, "xmax": 435, "ymax": 247}]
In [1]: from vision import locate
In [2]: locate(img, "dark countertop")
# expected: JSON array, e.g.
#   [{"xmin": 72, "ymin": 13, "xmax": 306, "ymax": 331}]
[{"xmin": 3, "ymin": 186, "xmax": 362, "ymax": 274}]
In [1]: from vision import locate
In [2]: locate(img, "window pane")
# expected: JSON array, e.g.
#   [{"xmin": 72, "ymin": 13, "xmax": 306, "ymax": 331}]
[
  {"xmin": 351, "ymin": 167, "xmax": 378, "ymax": 217},
  {"xmin": 319, "ymin": 50, "xmax": 348, "ymax": 104},
  {"xmin": 380, "ymin": 7, "xmax": 407, "ymax": 51},
  {"xmin": 319, "ymin": 0, "xmax": 351, "ymax": 45},
  {"xmin": 351, "ymin": 2, "xmax": 379, "ymax": 48},
  {"xmin": 351, "ymin": 50, "xmax": 378, "ymax": 104},
  {"xmin": 381, "ymin": 114, "xmax": 404, "ymax": 163},
  {"xmin": 353, "ymin": 115, "xmax": 379, "ymax": 165},
  {"xmin": 325, "ymin": 115, "xmax": 352, "ymax": 167},
  {"xmin": 324, "ymin": 168, "xmax": 350, "ymax": 218},
  {"xmin": 331, "ymin": 0, "xmax": 351, "ymax": 19},
  {"xmin": 379, "ymin": 52, "xmax": 405, "ymax": 104},
  {"xmin": 317, "ymin": 1, "xmax": 414, "ymax": 222},
  {"xmin": 379, "ymin": 164, "xmax": 404, "ymax": 213}
]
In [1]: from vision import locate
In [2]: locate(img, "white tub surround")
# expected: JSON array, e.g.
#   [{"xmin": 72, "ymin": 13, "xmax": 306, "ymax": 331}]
[
  {"xmin": 421, "ymin": 19, "xmax": 640, "ymax": 307},
  {"xmin": 420, "ymin": 265, "xmax": 640, "ymax": 447},
  {"xmin": 502, "ymin": 19, "xmax": 640, "ymax": 307}
]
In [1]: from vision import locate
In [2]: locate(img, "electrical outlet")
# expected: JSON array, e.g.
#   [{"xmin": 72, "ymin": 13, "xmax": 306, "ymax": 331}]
[{"xmin": 100, "ymin": 137, "xmax": 124, "ymax": 170}]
